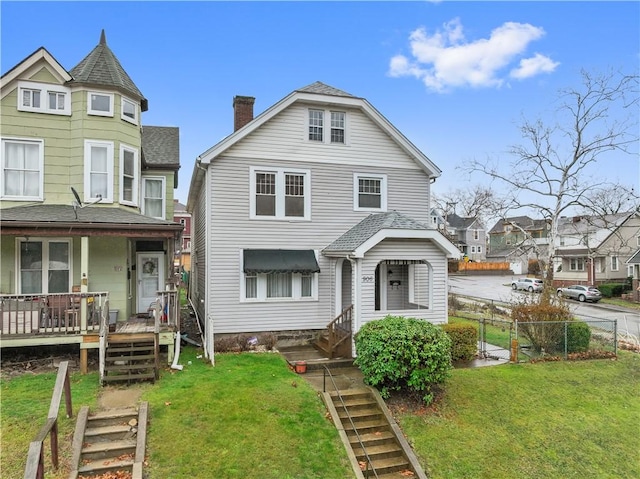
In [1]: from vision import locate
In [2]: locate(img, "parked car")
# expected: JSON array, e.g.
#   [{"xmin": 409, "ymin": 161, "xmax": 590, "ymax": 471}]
[
  {"xmin": 556, "ymin": 285, "xmax": 602, "ymax": 303},
  {"xmin": 511, "ymin": 277, "xmax": 544, "ymax": 292}
]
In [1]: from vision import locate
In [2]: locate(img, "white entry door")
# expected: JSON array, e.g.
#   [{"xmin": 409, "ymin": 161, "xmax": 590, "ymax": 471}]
[{"xmin": 137, "ymin": 253, "xmax": 164, "ymax": 313}]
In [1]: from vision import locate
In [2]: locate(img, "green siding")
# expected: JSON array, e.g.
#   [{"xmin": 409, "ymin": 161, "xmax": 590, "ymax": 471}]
[
  {"xmin": 88, "ymin": 237, "xmax": 129, "ymax": 319},
  {"xmin": 0, "ymin": 236, "xmax": 16, "ymax": 293}
]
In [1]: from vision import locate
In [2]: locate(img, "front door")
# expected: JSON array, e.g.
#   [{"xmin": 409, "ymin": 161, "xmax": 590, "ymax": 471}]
[{"xmin": 137, "ymin": 253, "xmax": 164, "ymax": 313}]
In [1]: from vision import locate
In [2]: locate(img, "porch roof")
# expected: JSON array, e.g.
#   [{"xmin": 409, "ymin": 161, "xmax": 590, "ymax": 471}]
[
  {"xmin": 322, "ymin": 211, "xmax": 461, "ymax": 259},
  {"xmin": 0, "ymin": 205, "xmax": 182, "ymax": 237},
  {"xmin": 243, "ymin": 249, "xmax": 320, "ymax": 274},
  {"xmin": 556, "ymin": 247, "xmax": 589, "ymax": 257}
]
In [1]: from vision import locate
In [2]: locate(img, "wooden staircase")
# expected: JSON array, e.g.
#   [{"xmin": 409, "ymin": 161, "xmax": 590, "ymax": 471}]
[
  {"xmin": 324, "ymin": 387, "xmax": 427, "ymax": 479},
  {"xmin": 69, "ymin": 402, "xmax": 148, "ymax": 479},
  {"xmin": 102, "ymin": 333, "xmax": 159, "ymax": 384},
  {"xmin": 314, "ymin": 305, "xmax": 353, "ymax": 359}
]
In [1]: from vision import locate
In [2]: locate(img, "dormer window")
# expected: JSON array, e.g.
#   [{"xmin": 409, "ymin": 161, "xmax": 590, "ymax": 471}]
[
  {"xmin": 308, "ymin": 108, "xmax": 346, "ymax": 144},
  {"xmin": 88, "ymin": 91, "xmax": 114, "ymax": 116},
  {"xmin": 17, "ymin": 81, "xmax": 71, "ymax": 115},
  {"xmin": 121, "ymin": 97, "xmax": 138, "ymax": 124}
]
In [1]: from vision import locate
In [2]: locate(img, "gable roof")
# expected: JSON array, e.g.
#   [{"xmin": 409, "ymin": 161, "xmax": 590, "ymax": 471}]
[
  {"xmin": 322, "ymin": 211, "xmax": 460, "ymax": 258},
  {"xmin": 69, "ymin": 30, "xmax": 148, "ymax": 111},
  {"xmin": 189, "ymin": 81, "xmax": 441, "ymax": 207},
  {"xmin": 626, "ymin": 249, "xmax": 640, "ymax": 264},
  {"xmin": 488, "ymin": 216, "xmax": 548, "ymax": 234},
  {"xmin": 1, "ymin": 47, "xmax": 72, "ymax": 97},
  {"xmin": 447, "ymin": 213, "xmax": 481, "ymax": 230}
]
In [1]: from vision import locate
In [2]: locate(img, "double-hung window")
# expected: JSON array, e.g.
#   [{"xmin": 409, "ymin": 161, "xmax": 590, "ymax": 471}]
[
  {"xmin": 1, "ymin": 138, "xmax": 44, "ymax": 200},
  {"xmin": 569, "ymin": 258, "xmax": 585, "ymax": 271},
  {"xmin": 142, "ymin": 177, "xmax": 166, "ymax": 219},
  {"xmin": 354, "ymin": 173, "xmax": 387, "ymax": 211},
  {"xmin": 119, "ymin": 144, "xmax": 138, "ymax": 205},
  {"xmin": 84, "ymin": 140, "xmax": 114, "ymax": 202},
  {"xmin": 251, "ymin": 167, "xmax": 310, "ymax": 220},
  {"xmin": 121, "ymin": 97, "xmax": 138, "ymax": 124},
  {"xmin": 308, "ymin": 109, "xmax": 346, "ymax": 144},
  {"xmin": 17, "ymin": 81, "xmax": 71, "ymax": 115},
  {"xmin": 88, "ymin": 91, "xmax": 114, "ymax": 116},
  {"xmin": 611, "ymin": 256, "xmax": 619, "ymax": 271},
  {"xmin": 18, "ymin": 238, "xmax": 71, "ymax": 294}
]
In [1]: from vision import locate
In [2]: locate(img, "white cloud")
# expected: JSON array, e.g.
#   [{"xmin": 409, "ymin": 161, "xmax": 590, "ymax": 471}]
[
  {"xmin": 389, "ymin": 18, "xmax": 556, "ymax": 92},
  {"xmin": 510, "ymin": 53, "xmax": 560, "ymax": 79}
]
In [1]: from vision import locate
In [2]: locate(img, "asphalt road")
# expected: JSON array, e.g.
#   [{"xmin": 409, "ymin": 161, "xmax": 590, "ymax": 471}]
[{"xmin": 449, "ymin": 274, "xmax": 640, "ymax": 338}]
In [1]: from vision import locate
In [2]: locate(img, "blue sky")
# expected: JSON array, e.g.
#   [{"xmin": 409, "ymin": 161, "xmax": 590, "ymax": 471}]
[{"xmin": 2, "ymin": 1, "xmax": 639, "ymax": 206}]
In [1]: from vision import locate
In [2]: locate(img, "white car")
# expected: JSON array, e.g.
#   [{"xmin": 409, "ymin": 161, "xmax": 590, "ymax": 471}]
[{"xmin": 511, "ymin": 277, "xmax": 544, "ymax": 293}]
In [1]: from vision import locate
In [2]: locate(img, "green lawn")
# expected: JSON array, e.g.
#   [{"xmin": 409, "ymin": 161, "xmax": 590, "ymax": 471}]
[
  {"xmin": 2, "ymin": 348, "xmax": 638, "ymax": 479},
  {"xmin": 398, "ymin": 352, "xmax": 640, "ymax": 479}
]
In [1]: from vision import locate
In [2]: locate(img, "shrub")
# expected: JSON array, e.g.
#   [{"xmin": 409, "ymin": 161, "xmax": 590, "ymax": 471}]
[
  {"xmin": 512, "ymin": 299, "xmax": 572, "ymax": 354},
  {"xmin": 442, "ymin": 323, "xmax": 477, "ymax": 361},
  {"xmin": 354, "ymin": 315, "xmax": 452, "ymax": 404},
  {"xmin": 597, "ymin": 283, "xmax": 627, "ymax": 298},
  {"xmin": 565, "ymin": 321, "xmax": 591, "ymax": 353}
]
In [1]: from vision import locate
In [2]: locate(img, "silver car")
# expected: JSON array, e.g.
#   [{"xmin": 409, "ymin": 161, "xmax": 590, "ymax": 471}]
[
  {"xmin": 556, "ymin": 285, "xmax": 602, "ymax": 303},
  {"xmin": 511, "ymin": 277, "xmax": 544, "ymax": 292}
]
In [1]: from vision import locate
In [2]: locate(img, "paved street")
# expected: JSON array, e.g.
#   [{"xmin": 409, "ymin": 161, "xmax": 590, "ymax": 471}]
[{"xmin": 448, "ymin": 274, "xmax": 640, "ymax": 337}]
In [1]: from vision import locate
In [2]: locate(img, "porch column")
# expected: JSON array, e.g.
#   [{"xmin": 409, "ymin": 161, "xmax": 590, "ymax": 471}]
[
  {"xmin": 351, "ymin": 258, "xmax": 361, "ymax": 344},
  {"xmin": 80, "ymin": 236, "xmax": 89, "ymax": 374},
  {"xmin": 334, "ymin": 259, "xmax": 343, "ymax": 317}
]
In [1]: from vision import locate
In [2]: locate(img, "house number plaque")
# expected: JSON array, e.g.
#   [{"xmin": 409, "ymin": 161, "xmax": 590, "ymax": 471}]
[{"xmin": 361, "ymin": 275, "xmax": 374, "ymax": 283}]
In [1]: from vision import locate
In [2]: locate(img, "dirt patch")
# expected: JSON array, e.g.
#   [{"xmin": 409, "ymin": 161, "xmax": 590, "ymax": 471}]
[
  {"xmin": 98, "ymin": 385, "xmax": 146, "ymax": 409},
  {"xmin": 0, "ymin": 345, "xmax": 98, "ymax": 380}
]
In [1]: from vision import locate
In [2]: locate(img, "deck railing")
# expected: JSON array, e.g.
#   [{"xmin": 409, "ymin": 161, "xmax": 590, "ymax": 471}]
[
  {"xmin": 0, "ymin": 292, "xmax": 109, "ymax": 337},
  {"xmin": 326, "ymin": 304, "xmax": 353, "ymax": 359},
  {"xmin": 23, "ymin": 360, "xmax": 73, "ymax": 479}
]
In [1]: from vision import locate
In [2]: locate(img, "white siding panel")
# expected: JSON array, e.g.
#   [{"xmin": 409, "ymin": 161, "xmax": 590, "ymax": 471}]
[{"xmin": 224, "ymin": 104, "xmax": 423, "ymax": 171}]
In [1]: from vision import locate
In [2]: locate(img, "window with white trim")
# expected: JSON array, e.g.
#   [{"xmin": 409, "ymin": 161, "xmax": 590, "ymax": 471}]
[
  {"xmin": 250, "ymin": 167, "xmax": 310, "ymax": 220},
  {"xmin": 84, "ymin": 140, "xmax": 114, "ymax": 202},
  {"xmin": 17, "ymin": 81, "xmax": 71, "ymax": 115},
  {"xmin": 611, "ymin": 256, "xmax": 619, "ymax": 271},
  {"xmin": 243, "ymin": 271, "xmax": 317, "ymax": 301},
  {"xmin": 142, "ymin": 176, "xmax": 166, "ymax": 219},
  {"xmin": 308, "ymin": 108, "xmax": 346, "ymax": 144},
  {"xmin": 121, "ymin": 97, "xmax": 138, "ymax": 124},
  {"xmin": 1, "ymin": 138, "xmax": 44, "ymax": 200},
  {"xmin": 88, "ymin": 91, "xmax": 114, "ymax": 116},
  {"xmin": 471, "ymin": 246, "xmax": 476, "ymax": 253},
  {"xmin": 119, "ymin": 144, "xmax": 138, "ymax": 206},
  {"xmin": 477, "ymin": 245, "xmax": 483, "ymax": 253},
  {"xmin": 354, "ymin": 173, "xmax": 387, "ymax": 211},
  {"xmin": 569, "ymin": 258, "xmax": 585, "ymax": 271},
  {"xmin": 473, "ymin": 229, "xmax": 479, "ymax": 240},
  {"xmin": 18, "ymin": 238, "xmax": 71, "ymax": 294}
]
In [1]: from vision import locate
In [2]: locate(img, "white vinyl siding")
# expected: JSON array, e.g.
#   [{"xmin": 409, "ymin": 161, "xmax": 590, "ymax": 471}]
[
  {"xmin": 1, "ymin": 138, "xmax": 44, "ymax": 200},
  {"xmin": 84, "ymin": 140, "xmax": 114, "ymax": 202},
  {"xmin": 119, "ymin": 144, "xmax": 138, "ymax": 206}
]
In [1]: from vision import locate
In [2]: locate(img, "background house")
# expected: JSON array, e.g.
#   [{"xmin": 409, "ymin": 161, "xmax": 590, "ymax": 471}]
[
  {"xmin": 173, "ymin": 199, "xmax": 192, "ymax": 273},
  {"xmin": 487, "ymin": 216, "xmax": 550, "ymax": 274},
  {"xmin": 554, "ymin": 211, "xmax": 638, "ymax": 286},
  {"xmin": 0, "ymin": 31, "xmax": 182, "ymax": 367},
  {"xmin": 187, "ymin": 82, "xmax": 459, "ymax": 360},
  {"xmin": 443, "ymin": 213, "xmax": 486, "ymax": 261}
]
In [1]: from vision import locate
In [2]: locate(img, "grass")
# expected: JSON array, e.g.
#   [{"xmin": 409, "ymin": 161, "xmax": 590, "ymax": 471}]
[
  {"xmin": 0, "ymin": 348, "xmax": 352, "ymax": 479},
  {"xmin": 2, "ymin": 347, "xmax": 639, "ymax": 478},
  {"xmin": 397, "ymin": 352, "xmax": 640, "ymax": 479}
]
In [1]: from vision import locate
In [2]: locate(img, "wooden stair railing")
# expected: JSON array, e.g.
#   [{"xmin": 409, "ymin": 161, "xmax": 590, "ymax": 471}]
[{"xmin": 324, "ymin": 304, "xmax": 353, "ymax": 359}]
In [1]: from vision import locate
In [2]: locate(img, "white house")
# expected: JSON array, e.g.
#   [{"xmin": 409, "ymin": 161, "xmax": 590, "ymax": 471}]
[{"xmin": 187, "ymin": 82, "xmax": 459, "ymax": 360}]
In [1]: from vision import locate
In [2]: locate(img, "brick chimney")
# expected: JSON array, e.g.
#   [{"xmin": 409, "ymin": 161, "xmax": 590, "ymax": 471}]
[{"xmin": 233, "ymin": 95, "xmax": 255, "ymax": 132}]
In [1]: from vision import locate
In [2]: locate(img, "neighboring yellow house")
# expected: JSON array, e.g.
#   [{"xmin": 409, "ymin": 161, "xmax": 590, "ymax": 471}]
[{"xmin": 0, "ymin": 31, "xmax": 182, "ymax": 370}]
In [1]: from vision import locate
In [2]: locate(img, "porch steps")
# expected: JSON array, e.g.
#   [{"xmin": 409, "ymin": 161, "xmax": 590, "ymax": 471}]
[
  {"xmin": 69, "ymin": 402, "xmax": 148, "ymax": 479},
  {"xmin": 325, "ymin": 387, "xmax": 427, "ymax": 479},
  {"xmin": 103, "ymin": 334, "xmax": 158, "ymax": 384}
]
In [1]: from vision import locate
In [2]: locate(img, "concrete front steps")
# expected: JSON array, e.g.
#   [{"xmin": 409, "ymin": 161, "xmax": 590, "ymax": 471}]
[
  {"xmin": 323, "ymin": 387, "xmax": 427, "ymax": 479},
  {"xmin": 69, "ymin": 402, "xmax": 148, "ymax": 479}
]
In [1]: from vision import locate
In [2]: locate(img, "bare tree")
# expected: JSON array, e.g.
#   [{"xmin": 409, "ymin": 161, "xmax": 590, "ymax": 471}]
[
  {"xmin": 462, "ymin": 69, "xmax": 639, "ymax": 282},
  {"xmin": 580, "ymin": 183, "xmax": 638, "ymax": 216},
  {"xmin": 432, "ymin": 185, "xmax": 502, "ymax": 226}
]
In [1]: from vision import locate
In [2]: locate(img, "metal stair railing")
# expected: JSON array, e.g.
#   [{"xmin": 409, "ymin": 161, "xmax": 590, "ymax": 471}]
[{"xmin": 322, "ymin": 365, "xmax": 379, "ymax": 479}]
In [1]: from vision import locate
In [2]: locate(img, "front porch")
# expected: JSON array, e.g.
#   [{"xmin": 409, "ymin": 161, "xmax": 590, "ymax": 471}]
[{"xmin": 0, "ymin": 289, "xmax": 180, "ymax": 374}]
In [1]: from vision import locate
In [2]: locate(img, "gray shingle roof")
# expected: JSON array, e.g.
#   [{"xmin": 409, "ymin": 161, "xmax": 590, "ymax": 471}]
[
  {"xmin": 142, "ymin": 126, "xmax": 180, "ymax": 169},
  {"xmin": 296, "ymin": 81, "xmax": 355, "ymax": 98},
  {"xmin": 0, "ymin": 205, "xmax": 181, "ymax": 228},
  {"xmin": 626, "ymin": 249, "xmax": 640, "ymax": 264},
  {"xmin": 323, "ymin": 211, "xmax": 429, "ymax": 253},
  {"xmin": 69, "ymin": 30, "xmax": 147, "ymax": 110}
]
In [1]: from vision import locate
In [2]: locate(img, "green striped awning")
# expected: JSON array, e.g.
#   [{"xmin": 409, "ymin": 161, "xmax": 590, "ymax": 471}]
[{"xmin": 243, "ymin": 249, "xmax": 320, "ymax": 274}]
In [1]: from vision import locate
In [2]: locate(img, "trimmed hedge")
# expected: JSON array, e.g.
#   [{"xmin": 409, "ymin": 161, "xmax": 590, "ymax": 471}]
[
  {"xmin": 354, "ymin": 315, "xmax": 452, "ymax": 404},
  {"xmin": 565, "ymin": 321, "xmax": 591, "ymax": 353},
  {"xmin": 442, "ymin": 323, "xmax": 478, "ymax": 361},
  {"xmin": 597, "ymin": 283, "xmax": 629, "ymax": 298}
]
